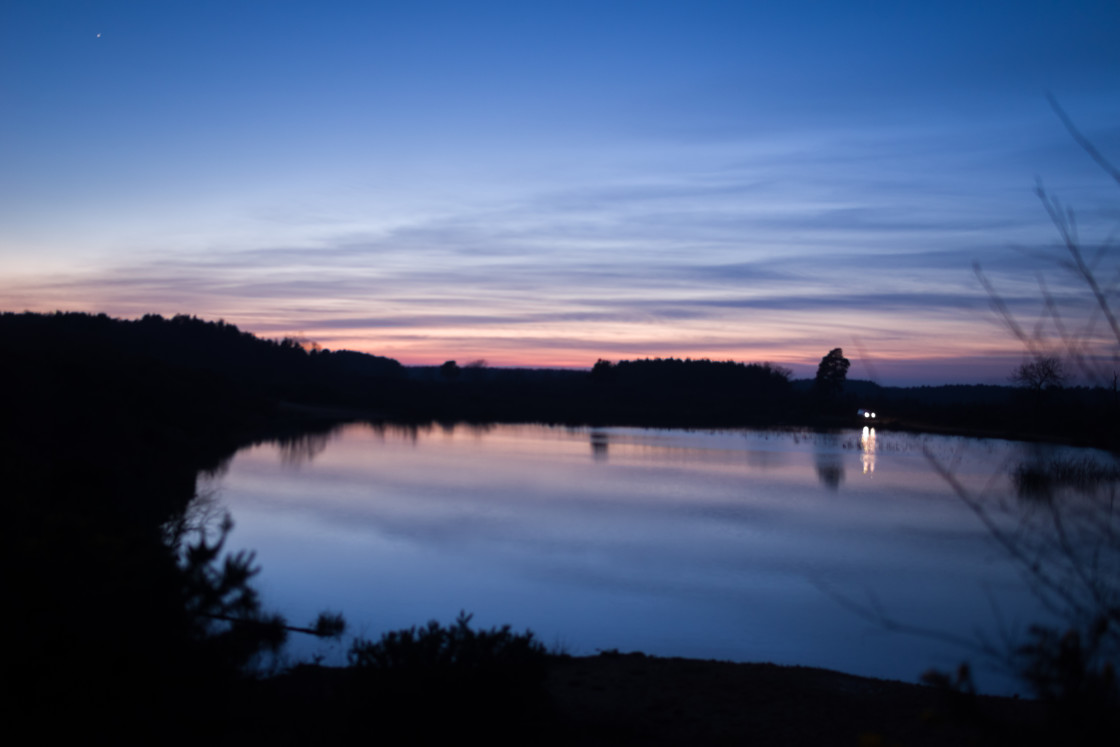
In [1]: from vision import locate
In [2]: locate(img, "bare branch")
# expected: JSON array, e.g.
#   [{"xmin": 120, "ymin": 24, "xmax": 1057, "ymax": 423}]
[
  {"xmin": 974, "ymin": 262, "xmax": 1040, "ymax": 356},
  {"xmin": 1048, "ymin": 93, "xmax": 1120, "ymax": 189},
  {"xmin": 1038, "ymin": 184, "xmax": 1120, "ymax": 353},
  {"xmin": 812, "ymin": 578, "xmax": 1004, "ymax": 665}
]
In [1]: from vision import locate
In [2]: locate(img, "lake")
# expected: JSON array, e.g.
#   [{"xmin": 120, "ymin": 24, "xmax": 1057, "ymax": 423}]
[{"xmin": 204, "ymin": 423, "xmax": 1111, "ymax": 694}]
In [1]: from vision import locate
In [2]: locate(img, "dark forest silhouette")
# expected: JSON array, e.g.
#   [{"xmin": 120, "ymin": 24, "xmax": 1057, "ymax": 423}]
[{"xmin": 3, "ymin": 309, "xmax": 1114, "ymax": 442}]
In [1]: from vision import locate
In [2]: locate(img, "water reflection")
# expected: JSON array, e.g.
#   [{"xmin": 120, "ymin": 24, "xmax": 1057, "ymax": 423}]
[
  {"xmin": 1011, "ymin": 448, "xmax": 1120, "ymax": 503},
  {"xmin": 813, "ymin": 433, "xmax": 844, "ymax": 490},
  {"xmin": 981, "ymin": 449, "xmax": 1120, "ymax": 679},
  {"xmin": 860, "ymin": 426, "xmax": 877, "ymax": 475},
  {"xmin": 744, "ymin": 446, "xmax": 788, "ymax": 470},
  {"xmin": 212, "ymin": 423, "xmax": 1097, "ymax": 693},
  {"xmin": 277, "ymin": 430, "xmax": 335, "ymax": 467},
  {"xmin": 590, "ymin": 430, "xmax": 609, "ymax": 461},
  {"xmin": 365, "ymin": 421, "xmax": 424, "ymax": 442}
]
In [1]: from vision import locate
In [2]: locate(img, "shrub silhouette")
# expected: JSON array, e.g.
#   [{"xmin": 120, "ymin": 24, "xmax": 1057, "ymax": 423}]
[
  {"xmin": 346, "ymin": 612, "xmax": 551, "ymax": 741},
  {"xmin": 349, "ymin": 610, "xmax": 547, "ymax": 679}
]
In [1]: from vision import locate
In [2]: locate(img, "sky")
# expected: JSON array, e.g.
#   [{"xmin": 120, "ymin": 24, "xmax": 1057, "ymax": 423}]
[{"xmin": 2, "ymin": 1, "xmax": 1118, "ymax": 384}]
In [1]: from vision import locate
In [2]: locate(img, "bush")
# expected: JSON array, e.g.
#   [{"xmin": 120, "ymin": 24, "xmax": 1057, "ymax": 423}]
[
  {"xmin": 346, "ymin": 612, "xmax": 551, "ymax": 741},
  {"xmin": 349, "ymin": 610, "xmax": 546, "ymax": 679}
]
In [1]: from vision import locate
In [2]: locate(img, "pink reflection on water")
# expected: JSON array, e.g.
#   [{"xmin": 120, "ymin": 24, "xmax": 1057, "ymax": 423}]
[{"xmin": 210, "ymin": 423, "xmax": 1088, "ymax": 693}]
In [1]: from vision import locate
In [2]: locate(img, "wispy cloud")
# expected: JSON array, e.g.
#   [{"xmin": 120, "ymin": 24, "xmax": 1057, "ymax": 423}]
[
  {"xmin": 2, "ymin": 2, "xmax": 1116, "ymax": 384},
  {"xmin": 4, "ymin": 179, "xmax": 1108, "ymax": 383}
]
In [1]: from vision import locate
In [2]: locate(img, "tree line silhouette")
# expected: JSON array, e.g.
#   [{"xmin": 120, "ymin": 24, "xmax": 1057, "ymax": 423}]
[{"xmin": 4, "ymin": 309, "xmax": 1114, "ymax": 442}]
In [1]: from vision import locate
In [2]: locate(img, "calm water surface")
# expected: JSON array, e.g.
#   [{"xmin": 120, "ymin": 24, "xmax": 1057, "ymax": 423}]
[{"xmin": 206, "ymin": 423, "xmax": 1106, "ymax": 693}]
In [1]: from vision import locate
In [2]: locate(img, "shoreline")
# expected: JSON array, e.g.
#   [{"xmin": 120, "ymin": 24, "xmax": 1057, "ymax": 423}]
[{"xmin": 243, "ymin": 652, "xmax": 1046, "ymax": 746}]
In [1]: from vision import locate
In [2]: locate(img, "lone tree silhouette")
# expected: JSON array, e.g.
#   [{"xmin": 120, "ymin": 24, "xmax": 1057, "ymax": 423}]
[
  {"xmin": 1010, "ymin": 355, "xmax": 1067, "ymax": 395},
  {"xmin": 814, "ymin": 348, "xmax": 850, "ymax": 397},
  {"xmin": 440, "ymin": 360, "xmax": 460, "ymax": 380}
]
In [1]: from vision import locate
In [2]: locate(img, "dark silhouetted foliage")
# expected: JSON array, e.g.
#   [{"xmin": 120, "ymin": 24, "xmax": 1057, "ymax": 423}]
[
  {"xmin": 440, "ymin": 359, "xmax": 461, "ymax": 379},
  {"xmin": 0, "ymin": 311, "xmax": 365, "ymax": 744},
  {"xmin": 311, "ymin": 610, "xmax": 347, "ymax": 639},
  {"xmin": 346, "ymin": 612, "xmax": 551, "ymax": 742},
  {"xmin": 1011, "ymin": 356, "xmax": 1068, "ymax": 393},
  {"xmin": 348, "ymin": 610, "xmax": 547, "ymax": 674},
  {"xmin": 814, "ymin": 348, "xmax": 850, "ymax": 397},
  {"xmin": 590, "ymin": 358, "xmax": 616, "ymax": 382}
]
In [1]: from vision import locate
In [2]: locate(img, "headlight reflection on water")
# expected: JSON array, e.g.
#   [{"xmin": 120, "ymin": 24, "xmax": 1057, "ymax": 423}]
[{"xmin": 861, "ymin": 426, "xmax": 877, "ymax": 475}]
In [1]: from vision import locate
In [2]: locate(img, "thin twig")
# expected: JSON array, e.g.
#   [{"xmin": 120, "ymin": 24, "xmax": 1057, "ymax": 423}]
[{"xmin": 1048, "ymin": 93, "xmax": 1120, "ymax": 188}]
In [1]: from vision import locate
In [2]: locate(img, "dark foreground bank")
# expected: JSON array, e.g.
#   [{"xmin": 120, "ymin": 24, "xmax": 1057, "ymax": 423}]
[{"xmin": 224, "ymin": 653, "xmax": 1050, "ymax": 747}]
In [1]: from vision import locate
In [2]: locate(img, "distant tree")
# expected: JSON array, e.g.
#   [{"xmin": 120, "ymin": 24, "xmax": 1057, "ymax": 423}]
[
  {"xmin": 1010, "ymin": 355, "xmax": 1067, "ymax": 394},
  {"xmin": 814, "ymin": 348, "xmax": 850, "ymax": 397},
  {"xmin": 761, "ymin": 362, "xmax": 794, "ymax": 382},
  {"xmin": 440, "ymin": 360, "xmax": 460, "ymax": 380},
  {"xmin": 589, "ymin": 358, "xmax": 616, "ymax": 382},
  {"xmin": 283, "ymin": 333, "xmax": 322, "ymax": 352}
]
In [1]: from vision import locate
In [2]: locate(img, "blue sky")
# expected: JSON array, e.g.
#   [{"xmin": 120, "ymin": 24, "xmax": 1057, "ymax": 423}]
[{"xmin": 2, "ymin": 1, "xmax": 1118, "ymax": 383}]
